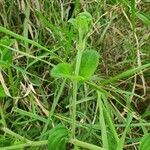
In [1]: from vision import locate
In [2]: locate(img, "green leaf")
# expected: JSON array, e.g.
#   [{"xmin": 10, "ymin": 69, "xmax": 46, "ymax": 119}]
[
  {"xmin": 136, "ymin": 12, "xmax": 150, "ymax": 26},
  {"xmin": 0, "ymin": 36, "xmax": 13, "ymax": 69},
  {"xmin": 101, "ymin": 63, "xmax": 150, "ymax": 85},
  {"xmin": 116, "ymin": 112, "xmax": 133, "ymax": 150},
  {"xmin": 139, "ymin": 134, "xmax": 150, "ymax": 150},
  {"xmin": 97, "ymin": 92, "xmax": 109, "ymax": 150},
  {"xmin": 79, "ymin": 50, "xmax": 100, "ymax": 79},
  {"xmin": 69, "ymin": 11, "xmax": 92, "ymax": 40},
  {"xmin": 0, "ymin": 85, "xmax": 6, "ymax": 98},
  {"xmin": 51, "ymin": 63, "xmax": 73, "ymax": 79},
  {"xmin": 48, "ymin": 124, "xmax": 69, "ymax": 150},
  {"xmin": 76, "ymin": 12, "xmax": 92, "ymax": 34},
  {"xmin": 51, "ymin": 63, "xmax": 84, "ymax": 80}
]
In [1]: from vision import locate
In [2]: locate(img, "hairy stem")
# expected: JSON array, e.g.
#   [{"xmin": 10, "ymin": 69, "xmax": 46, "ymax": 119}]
[{"xmin": 72, "ymin": 50, "xmax": 83, "ymax": 138}]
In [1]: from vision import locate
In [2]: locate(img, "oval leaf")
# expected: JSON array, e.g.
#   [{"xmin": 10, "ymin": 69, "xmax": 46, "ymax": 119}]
[
  {"xmin": 48, "ymin": 125, "xmax": 69, "ymax": 150},
  {"xmin": 139, "ymin": 134, "xmax": 150, "ymax": 150},
  {"xmin": 51, "ymin": 63, "xmax": 73, "ymax": 79},
  {"xmin": 79, "ymin": 50, "xmax": 100, "ymax": 79}
]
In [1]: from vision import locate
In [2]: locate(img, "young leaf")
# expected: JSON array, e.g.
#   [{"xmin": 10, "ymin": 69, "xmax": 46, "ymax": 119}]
[
  {"xmin": 76, "ymin": 12, "xmax": 92, "ymax": 36},
  {"xmin": 0, "ymin": 85, "xmax": 6, "ymax": 98},
  {"xmin": 139, "ymin": 134, "xmax": 150, "ymax": 150},
  {"xmin": 68, "ymin": 11, "xmax": 92, "ymax": 40},
  {"xmin": 79, "ymin": 50, "xmax": 100, "ymax": 79},
  {"xmin": 51, "ymin": 63, "xmax": 73, "ymax": 79},
  {"xmin": 48, "ymin": 124, "xmax": 69, "ymax": 150}
]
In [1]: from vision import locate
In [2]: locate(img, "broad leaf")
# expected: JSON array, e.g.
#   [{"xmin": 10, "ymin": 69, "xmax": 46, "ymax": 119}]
[
  {"xmin": 48, "ymin": 124, "xmax": 69, "ymax": 150},
  {"xmin": 139, "ymin": 134, "xmax": 150, "ymax": 150},
  {"xmin": 51, "ymin": 63, "xmax": 73, "ymax": 79},
  {"xmin": 79, "ymin": 50, "xmax": 100, "ymax": 79},
  {"xmin": 51, "ymin": 63, "xmax": 84, "ymax": 80}
]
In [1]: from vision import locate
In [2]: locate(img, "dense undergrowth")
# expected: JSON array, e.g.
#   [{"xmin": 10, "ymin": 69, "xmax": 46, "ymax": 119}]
[{"xmin": 0, "ymin": 0, "xmax": 150, "ymax": 150}]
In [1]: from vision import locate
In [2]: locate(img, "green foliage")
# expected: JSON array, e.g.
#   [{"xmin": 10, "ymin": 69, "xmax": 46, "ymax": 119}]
[
  {"xmin": 0, "ymin": 1, "xmax": 149, "ymax": 150},
  {"xmin": 0, "ymin": 36, "xmax": 13, "ymax": 69},
  {"xmin": 101, "ymin": 63, "xmax": 150, "ymax": 85},
  {"xmin": 51, "ymin": 63, "xmax": 73, "ymax": 79},
  {"xmin": 0, "ymin": 85, "xmax": 6, "ymax": 97},
  {"xmin": 139, "ymin": 134, "xmax": 150, "ymax": 150},
  {"xmin": 69, "ymin": 12, "xmax": 92, "ymax": 41},
  {"xmin": 136, "ymin": 12, "xmax": 150, "ymax": 25},
  {"xmin": 116, "ymin": 113, "xmax": 133, "ymax": 150},
  {"xmin": 48, "ymin": 125, "xmax": 69, "ymax": 150},
  {"xmin": 79, "ymin": 50, "xmax": 100, "ymax": 79},
  {"xmin": 51, "ymin": 49, "xmax": 100, "ymax": 81}
]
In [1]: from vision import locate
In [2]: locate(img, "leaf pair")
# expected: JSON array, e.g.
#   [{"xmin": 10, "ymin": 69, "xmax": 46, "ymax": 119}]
[{"xmin": 51, "ymin": 50, "xmax": 100, "ymax": 81}]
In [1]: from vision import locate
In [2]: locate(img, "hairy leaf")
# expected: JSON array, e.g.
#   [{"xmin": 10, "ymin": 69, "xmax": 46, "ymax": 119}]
[
  {"xmin": 79, "ymin": 50, "xmax": 100, "ymax": 79},
  {"xmin": 68, "ymin": 11, "xmax": 92, "ymax": 40},
  {"xmin": 51, "ymin": 63, "xmax": 84, "ymax": 80},
  {"xmin": 51, "ymin": 63, "xmax": 73, "ymax": 79}
]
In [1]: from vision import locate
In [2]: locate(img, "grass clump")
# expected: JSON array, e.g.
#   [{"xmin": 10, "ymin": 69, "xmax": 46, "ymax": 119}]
[{"xmin": 0, "ymin": 1, "xmax": 150, "ymax": 150}]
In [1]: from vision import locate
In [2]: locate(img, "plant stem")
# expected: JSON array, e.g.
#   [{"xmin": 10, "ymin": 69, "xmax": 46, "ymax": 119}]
[
  {"xmin": 0, "ymin": 105, "xmax": 7, "ymax": 127},
  {"xmin": 72, "ymin": 50, "xmax": 83, "ymax": 138},
  {"xmin": 0, "ymin": 140, "xmax": 48, "ymax": 150},
  {"xmin": 8, "ymin": 67, "xmax": 15, "ymax": 97},
  {"xmin": 69, "ymin": 138, "xmax": 105, "ymax": 150}
]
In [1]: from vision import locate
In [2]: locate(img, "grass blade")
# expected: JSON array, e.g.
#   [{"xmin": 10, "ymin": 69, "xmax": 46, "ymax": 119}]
[
  {"xmin": 116, "ymin": 112, "xmax": 133, "ymax": 150},
  {"xmin": 97, "ymin": 91, "xmax": 109, "ymax": 150},
  {"xmin": 101, "ymin": 63, "xmax": 150, "ymax": 85}
]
